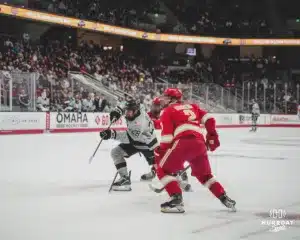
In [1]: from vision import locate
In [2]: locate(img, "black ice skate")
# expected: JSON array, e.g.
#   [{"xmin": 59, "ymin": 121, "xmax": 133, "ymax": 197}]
[
  {"xmin": 111, "ymin": 175, "xmax": 132, "ymax": 191},
  {"xmin": 219, "ymin": 193, "xmax": 236, "ymax": 212},
  {"xmin": 177, "ymin": 171, "xmax": 192, "ymax": 192},
  {"xmin": 140, "ymin": 166, "xmax": 156, "ymax": 181},
  {"xmin": 161, "ymin": 193, "xmax": 185, "ymax": 213}
]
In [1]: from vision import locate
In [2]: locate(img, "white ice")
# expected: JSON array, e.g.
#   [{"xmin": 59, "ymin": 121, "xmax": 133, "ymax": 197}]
[{"xmin": 0, "ymin": 128, "xmax": 300, "ymax": 240}]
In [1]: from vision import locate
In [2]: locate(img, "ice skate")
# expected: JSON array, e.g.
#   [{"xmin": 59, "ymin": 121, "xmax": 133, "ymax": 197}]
[
  {"xmin": 111, "ymin": 175, "xmax": 132, "ymax": 191},
  {"xmin": 161, "ymin": 193, "xmax": 185, "ymax": 213},
  {"xmin": 219, "ymin": 193, "xmax": 236, "ymax": 211},
  {"xmin": 140, "ymin": 166, "xmax": 156, "ymax": 181}
]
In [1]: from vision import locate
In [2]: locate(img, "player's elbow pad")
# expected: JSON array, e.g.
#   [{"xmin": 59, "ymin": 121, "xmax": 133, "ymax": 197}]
[{"xmin": 205, "ymin": 118, "xmax": 217, "ymax": 134}]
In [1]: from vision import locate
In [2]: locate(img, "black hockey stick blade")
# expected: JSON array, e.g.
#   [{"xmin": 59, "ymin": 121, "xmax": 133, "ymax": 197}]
[
  {"xmin": 108, "ymin": 171, "xmax": 119, "ymax": 193},
  {"xmin": 149, "ymin": 165, "xmax": 191, "ymax": 193}
]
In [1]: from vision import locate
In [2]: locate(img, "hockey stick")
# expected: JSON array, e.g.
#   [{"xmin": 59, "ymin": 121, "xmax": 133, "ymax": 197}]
[
  {"xmin": 89, "ymin": 118, "xmax": 116, "ymax": 164},
  {"xmin": 108, "ymin": 171, "xmax": 119, "ymax": 193},
  {"xmin": 149, "ymin": 165, "xmax": 191, "ymax": 193}
]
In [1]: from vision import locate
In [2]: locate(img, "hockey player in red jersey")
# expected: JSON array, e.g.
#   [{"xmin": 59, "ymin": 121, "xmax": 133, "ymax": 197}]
[
  {"xmin": 148, "ymin": 96, "xmax": 192, "ymax": 191},
  {"xmin": 147, "ymin": 97, "xmax": 161, "ymax": 130},
  {"xmin": 154, "ymin": 88, "xmax": 236, "ymax": 213}
]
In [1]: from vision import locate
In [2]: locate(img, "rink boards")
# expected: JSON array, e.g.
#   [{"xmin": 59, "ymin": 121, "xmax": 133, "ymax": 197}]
[{"xmin": 0, "ymin": 112, "xmax": 300, "ymax": 135}]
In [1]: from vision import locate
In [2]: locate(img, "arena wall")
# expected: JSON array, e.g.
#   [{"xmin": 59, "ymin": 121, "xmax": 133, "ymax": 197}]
[{"xmin": 0, "ymin": 112, "xmax": 299, "ymax": 135}]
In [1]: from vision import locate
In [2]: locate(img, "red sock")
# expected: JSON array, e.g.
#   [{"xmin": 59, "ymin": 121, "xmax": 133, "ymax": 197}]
[
  {"xmin": 156, "ymin": 167, "xmax": 182, "ymax": 196},
  {"xmin": 196, "ymin": 175, "xmax": 225, "ymax": 198}
]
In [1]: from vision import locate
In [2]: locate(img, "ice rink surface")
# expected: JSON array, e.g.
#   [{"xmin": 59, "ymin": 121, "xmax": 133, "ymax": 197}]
[{"xmin": 0, "ymin": 128, "xmax": 300, "ymax": 240}]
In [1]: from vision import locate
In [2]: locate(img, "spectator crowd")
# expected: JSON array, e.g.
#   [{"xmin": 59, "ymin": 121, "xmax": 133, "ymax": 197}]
[
  {"xmin": 0, "ymin": 0, "xmax": 299, "ymax": 114},
  {"xmin": 0, "ymin": 35, "xmax": 298, "ymax": 114},
  {"xmin": 25, "ymin": 0, "xmax": 272, "ymax": 37}
]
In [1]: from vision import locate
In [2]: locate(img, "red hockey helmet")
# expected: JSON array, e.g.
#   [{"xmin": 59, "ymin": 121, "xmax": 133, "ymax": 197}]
[
  {"xmin": 163, "ymin": 88, "xmax": 183, "ymax": 100},
  {"xmin": 152, "ymin": 97, "xmax": 161, "ymax": 105}
]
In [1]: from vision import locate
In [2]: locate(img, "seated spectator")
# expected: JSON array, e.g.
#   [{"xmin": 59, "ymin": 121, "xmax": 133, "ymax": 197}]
[
  {"xmin": 82, "ymin": 93, "xmax": 95, "ymax": 112},
  {"xmin": 36, "ymin": 89, "xmax": 50, "ymax": 111}
]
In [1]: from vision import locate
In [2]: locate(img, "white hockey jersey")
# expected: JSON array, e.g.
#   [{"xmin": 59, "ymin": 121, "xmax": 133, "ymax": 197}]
[
  {"xmin": 297, "ymin": 105, "xmax": 300, "ymax": 118},
  {"xmin": 252, "ymin": 102, "xmax": 260, "ymax": 115},
  {"xmin": 82, "ymin": 98, "xmax": 95, "ymax": 112},
  {"xmin": 36, "ymin": 96, "xmax": 49, "ymax": 111},
  {"xmin": 114, "ymin": 102, "xmax": 158, "ymax": 151}
]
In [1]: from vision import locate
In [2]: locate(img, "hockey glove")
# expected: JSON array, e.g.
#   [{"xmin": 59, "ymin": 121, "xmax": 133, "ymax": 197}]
[
  {"xmin": 110, "ymin": 107, "xmax": 123, "ymax": 122},
  {"xmin": 206, "ymin": 132, "xmax": 220, "ymax": 152},
  {"xmin": 99, "ymin": 129, "xmax": 116, "ymax": 140}
]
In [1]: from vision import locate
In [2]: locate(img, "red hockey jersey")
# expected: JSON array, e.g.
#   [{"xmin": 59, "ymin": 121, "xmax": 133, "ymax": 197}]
[
  {"xmin": 159, "ymin": 103, "xmax": 213, "ymax": 151},
  {"xmin": 147, "ymin": 111, "xmax": 161, "ymax": 129}
]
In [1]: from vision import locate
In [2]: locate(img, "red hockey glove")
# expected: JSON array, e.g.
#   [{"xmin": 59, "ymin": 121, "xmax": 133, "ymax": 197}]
[
  {"xmin": 204, "ymin": 117, "xmax": 219, "ymax": 151},
  {"xmin": 206, "ymin": 132, "xmax": 220, "ymax": 152}
]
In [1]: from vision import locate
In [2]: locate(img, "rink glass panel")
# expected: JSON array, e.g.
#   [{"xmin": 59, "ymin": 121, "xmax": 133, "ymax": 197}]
[{"xmin": 1, "ymin": 70, "xmax": 299, "ymax": 114}]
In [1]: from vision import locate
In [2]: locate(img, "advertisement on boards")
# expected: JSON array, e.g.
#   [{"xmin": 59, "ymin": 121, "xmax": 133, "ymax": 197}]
[
  {"xmin": 0, "ymin": 112, "xmax": 46, "ymax": 134},
  {"xmin": 215, "ymin": 114, "xmax": 233, "ymax": 125},
  {"xmin": 49, "ymin": 112, "xmax": 127, "ymax": 131},
  {"xmin": 54, "ymin": 112, "xmax": 89, "ymax": 129},
  {"xmin": 93, "ymin": 113, "xmax": 125, "ymax": 129},
  {"xmin": 238, "ymin": 114, "xmax": 253, "ymax": 125},
  {"xmin": 0, "ymin": 112, "xmax": 43, "ymax": 130},
  {"xmin": 270, "ymin": 115, "xmax": 300, "ymax": 124}
]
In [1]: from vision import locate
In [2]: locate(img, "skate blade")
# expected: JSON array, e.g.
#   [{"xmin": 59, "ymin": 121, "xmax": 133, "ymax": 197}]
[
  {"xmin": 225, "ymin": 204, "xmax": 237, "ymax": 212},
  {"xmin": 183, "ymin": 188, "xmax": 193, "ymax": 192},
  {"xmin": 140, "ymin": 178, "xmax": 155, "ymax": 182},
  {"xmin": 111, "ymin": 185, "xmax": 132, "ymax": 191},
  {"xmin": 230, "ymin": 206, "xmax": 237, "ymax": 212},
  {"xmin": 161, "ymin": 206, "xmax": 185, "ymax": 213}
]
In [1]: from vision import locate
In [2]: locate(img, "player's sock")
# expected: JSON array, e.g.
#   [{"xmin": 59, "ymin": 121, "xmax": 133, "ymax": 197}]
[
  {"xmin": 115, "ymin": 161, "xmax": 129, "ymax": 177},
  {"xmin": 197, "ymin": 175, "xmax": 225, "ymax": 197},
  {"xmin": 208, "ymin": 182, "xmax": 225, "ymax": 197},
  {"xmin": 156, "ymin": 167, "xmax": 182, "ymax": 196}
]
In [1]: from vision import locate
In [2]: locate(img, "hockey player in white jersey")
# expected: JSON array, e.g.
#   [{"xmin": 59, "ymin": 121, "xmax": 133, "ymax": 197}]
[
  {"xmin": 99, "ymin": 99, "xmax": 158, "ymax": 191},
  {"xmin": 250, "ymin": 99, "xmax": 260, "ymax": 132}
]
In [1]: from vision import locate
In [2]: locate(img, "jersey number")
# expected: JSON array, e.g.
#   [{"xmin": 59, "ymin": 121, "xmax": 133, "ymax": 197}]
[{"xmin": 183, "ymin": 109, "xmax": 196, "ymax": 121}]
